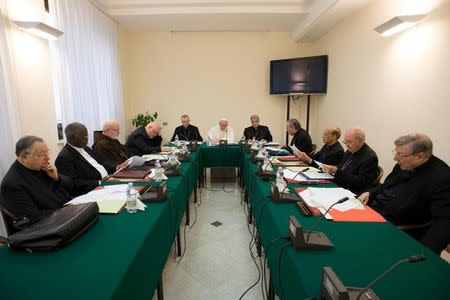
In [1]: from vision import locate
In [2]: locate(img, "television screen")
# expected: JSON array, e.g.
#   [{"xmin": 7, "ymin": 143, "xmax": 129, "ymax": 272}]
[{"xmin": 270, "ymin": 55, "xmax": 328, "ymax": 94}]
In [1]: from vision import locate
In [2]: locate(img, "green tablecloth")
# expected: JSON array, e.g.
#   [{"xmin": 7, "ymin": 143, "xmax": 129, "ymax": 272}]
[
  {"xmin": 0, "ymin": 150, "xmax": 200, "ymax": 300},
  {"xmin": 242, "ymin": 152, "xmax": 450, "ymax": 299}
]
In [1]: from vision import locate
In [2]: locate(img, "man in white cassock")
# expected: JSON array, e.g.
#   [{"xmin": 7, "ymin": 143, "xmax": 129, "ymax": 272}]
[{"xmin": 207, "ymin": 118, "xmax": 235, "ymax": 143}]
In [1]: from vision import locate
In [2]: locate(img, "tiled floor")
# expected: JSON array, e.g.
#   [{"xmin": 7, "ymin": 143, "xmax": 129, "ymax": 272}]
[{"xmin": 153, "ymin": 179, "xmax": 268, "ymax": 300}]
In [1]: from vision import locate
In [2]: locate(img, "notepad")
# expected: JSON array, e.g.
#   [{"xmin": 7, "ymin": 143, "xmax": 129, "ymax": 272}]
[{"xmin": 97, "ymin": 200, "xmax": 126, "ymax": 214}]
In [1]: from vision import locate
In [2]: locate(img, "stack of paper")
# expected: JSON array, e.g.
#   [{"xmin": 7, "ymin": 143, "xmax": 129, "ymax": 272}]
[
  {"xmin": 298, "ymin": 187, "xmax": 359, "ymax": 212},
  {"xmin": 66, "ymin": 184, "xmax": 147, "ymax": 214}
]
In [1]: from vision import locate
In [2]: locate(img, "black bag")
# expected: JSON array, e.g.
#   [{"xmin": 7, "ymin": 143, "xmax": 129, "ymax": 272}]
[{"xmin": 7, "ymin": 202, "xmax": 99, "ymax": 251}]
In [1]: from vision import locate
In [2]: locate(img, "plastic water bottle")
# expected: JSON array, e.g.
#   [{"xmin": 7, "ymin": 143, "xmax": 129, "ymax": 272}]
[
  {"xmin": 252, "ymin": 136, "xmax": 256, "ymax": 144},
  {"xmin": 126, "ymin": 182, "xmax": 138, "ymax": 213},
  {"xmin": 263, "ymin": 151, "xmax": 272, "ymax": 171},
  {"xmin": 154, "ymin": 159, "xmax": 164, "ymax": 181},
  {"xmin": 276, "ymin": 168, "xmax": 285, "ymax": 185},
  {"xmin": 174, "ymin": 134, "xmax": 179, "ymax": 147},
  {"xmin": 276, "ymin": 168, "xmax": 287, "ymax": 193}
]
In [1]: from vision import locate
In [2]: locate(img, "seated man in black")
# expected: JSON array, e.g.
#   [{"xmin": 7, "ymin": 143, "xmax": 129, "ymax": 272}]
[
  {"xmin": 243, "ymin": 114, "xmax": 273, "ymax": 142},
  {"xmin": 322, "ymin": 127, "xmax": 378, "ymax": 195},
  {"xmin": 358, "ymin": 133, "xmax": 450, "ymax": 254},
  {"xmin": 56, "ymin": 122, "xmax": 116, "ymax": 197},
  {"xmin": 297, "ymin": 126, "xmax": 344, "ymax": 166},
  {"xmin": 93, "ymin": 120, "xmax": 129, "ymax": 165},
  {"xmin": 170, "ymin": 114, "xmax": 203, "ymax": 141},
  {"xmin": 284, "ymin": 118, "xmax": 312, "ymax": 155},
  {"xmin": 126, "ymin": 122, "xmax": 170, "ymax": 156},
  {"xmin": 0, "ymin": 136, "xmax": 72, "ymax": 225}
]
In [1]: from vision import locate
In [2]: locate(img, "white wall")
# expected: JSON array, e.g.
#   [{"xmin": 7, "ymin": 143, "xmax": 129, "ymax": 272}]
[
  {"xmin": 313, "ymin": 0, "xmax": 450, "ymax": 176},
  {"xmin": 119, "ymin": 31, "xmax": 317, "ymax": 143}
]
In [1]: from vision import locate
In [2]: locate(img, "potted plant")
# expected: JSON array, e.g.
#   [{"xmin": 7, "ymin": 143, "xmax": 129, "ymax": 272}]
[{"xmin": 131, "ymin": 111, "xmax": 158, "ymax": 128}]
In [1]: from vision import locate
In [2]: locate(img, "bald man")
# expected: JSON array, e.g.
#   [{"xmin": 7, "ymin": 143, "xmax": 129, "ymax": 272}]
[
  {"xmin": 207, "ymin": 118, "xmax": 235, "ymax": 143},
  {"xmin": 126, "ymin": 122, "xmax": 169, "ymax": 156},
  {"xmin": 93, "ymin": 120, "xmax": 129, "ymax": 165},
  {"xmin": 322, "ymin": 127, "xmax": 378, "ymax": 195},
  {"xmin": 297, "ymin": 126, "xmax": 344, "ymax": 166}
]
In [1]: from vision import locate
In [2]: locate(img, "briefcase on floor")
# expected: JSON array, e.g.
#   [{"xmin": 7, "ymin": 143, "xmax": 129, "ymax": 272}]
[{"xmin": 7, "ymin": 202, "xmax": 99, "ymax": 251}]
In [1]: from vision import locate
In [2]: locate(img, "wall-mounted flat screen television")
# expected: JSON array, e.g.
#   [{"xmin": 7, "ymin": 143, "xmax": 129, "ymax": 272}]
[{"xmin": 270, "ymin": 55, "xmax": 328, "ymax": 94}]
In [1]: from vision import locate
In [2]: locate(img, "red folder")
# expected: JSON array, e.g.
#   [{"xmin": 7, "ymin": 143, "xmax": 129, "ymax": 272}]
[
  {"xmin": 278, "ymin": 156, "xmax": 301, "ymax": 161},
  {"xmin": 294, "ymin": 187, "xmax": 386, "ymax": 222}
]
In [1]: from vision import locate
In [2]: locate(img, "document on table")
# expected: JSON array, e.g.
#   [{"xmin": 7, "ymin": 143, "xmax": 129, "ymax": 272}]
[
  {"xmin": 301, "ymin": 171, "xmax": 334, "ymax": 180},
  {"xmin": 286, "ymin": 166, "xmax": 320, "ymax": 172},
  {"xmin": 282, "ymin": 168, "xmax": 309, "ymax": 182},
  {"xmin": 66, "ymin": 184, "xmax": 147, "ymax": 212},
  {"xmin": 142, "ymin": 154, "xmax": 168, "ymax": 161},
  {"xmin": 289, "ymin": 145, "xmax": 300, "ymax": 154},
  {"xmin": 314, "ymin": 160, "xmax": 326, "ymax": 169},
  {"xmin": 298, "ymin": 187, "xmax": 360, "ymax": 212}
]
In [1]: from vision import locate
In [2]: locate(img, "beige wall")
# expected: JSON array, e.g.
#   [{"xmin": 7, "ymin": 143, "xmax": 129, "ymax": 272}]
[
  {"xmin": 313, "ymin": 0, "xmax": 450, "ymax": 176},
  {"xmin": 119, "ymin": 31, "xmax": 317, "ymax": 143}
]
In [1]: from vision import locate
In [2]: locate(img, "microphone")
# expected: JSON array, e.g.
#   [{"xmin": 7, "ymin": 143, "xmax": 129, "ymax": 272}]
[
  {"xmin": 288, "ymin": 167, "xmax": 309, "ymax": 183},
  {"xmin": 306, "ymin": 196, "xmax": 349, "ymax": 242},
  {"xmin": 356, "ymin": 254, "xmax": 426, "ymax": 300}
]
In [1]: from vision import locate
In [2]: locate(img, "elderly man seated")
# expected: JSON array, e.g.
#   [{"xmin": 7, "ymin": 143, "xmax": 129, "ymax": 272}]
[
  {"xmin": 284, "ymin": 118, "xmax": 312, "ymax": 154},
  {"xmin": 243, "ymin": 115, "xmax": 273, "ymax": 142},
  {"xmin": 358, "ymin": 133, "xmax": 450, "ymax": 254},
  {"xmin": 126, "ymin": 122, "xmax": 170, "ymax": 156},
  {"xmin": 321, "ymin": 127, "xmax": 378, "ymax": 195},
  {"xmin": 207, "ymin": 118, "xmax": 235, "ymax": 143},
  {"xmin": 56, "ymin": 122, "xmax": 116, "ymax": 197},
  {"xmin": 1, "ymin": 136, "xmax": 72, "ymax": 225},
  {"xmin": 297, "ymin": 126, "xmax": 344, "ymax": 166},
  {"xmin": 170, "ymin": 114, "xmax": 203, "ymax": 142},
  {"xmin": 93, "ymin": 120, "xmax": 129, "ymax": 165}
]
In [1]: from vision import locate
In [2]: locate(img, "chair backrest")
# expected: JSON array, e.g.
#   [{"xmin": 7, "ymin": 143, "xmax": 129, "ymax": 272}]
[
  {"xmin": 0, "ymin": 198, "xmax": 16, "ymax": 240},
  {"xmin": 371, "ymin": 165, "xmax": 384, "ymax": 187},
  {"xmin": 308, "ymin": 144, "xmax": 317, "ymax": 157},
  {"xmin": 93, "ymin": 130, "xmax": 103, "ymax": 145}
]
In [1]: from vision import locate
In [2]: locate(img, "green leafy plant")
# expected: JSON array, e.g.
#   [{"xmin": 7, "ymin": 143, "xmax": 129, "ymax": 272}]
[{"xmin": 131, "ymin": 111, "xmax": 158, "ymax": 128}]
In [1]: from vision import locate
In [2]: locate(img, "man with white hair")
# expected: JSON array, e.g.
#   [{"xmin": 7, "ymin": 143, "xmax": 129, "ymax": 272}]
[
  {"xmin": 207, "ymin": 118, "xmax": 235, "ymax": 143},
  {"xmin": 322, "ymin": 127, "xmax": 378, "ymax": 195},
  {"xmin": 358, "ymin": 133, "xmax": 450, "ymax": 254},
  {"xmin": 93, "ymin": 120, "xmax": 129, "ymax": 165},
  {"xmin": 126, "ymin": 122, "xmax": 170, "ymax": 156}
]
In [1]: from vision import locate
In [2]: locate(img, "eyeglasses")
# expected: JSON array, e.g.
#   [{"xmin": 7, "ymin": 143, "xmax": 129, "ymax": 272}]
[
  {"xmin": 343, "ymin": 139, "xmax": 355, "ymax": 144},
  {"xmin": 392, "ymin": 150, "xmax": 417, "ymax": 158},
  {"xmin": 28, "ymin": 150, "xmax": 50, "ymax": 158}
]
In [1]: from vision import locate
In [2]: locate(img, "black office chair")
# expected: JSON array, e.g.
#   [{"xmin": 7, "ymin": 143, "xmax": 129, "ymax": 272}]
[
  {"xmin": 0, "ymin": 200, "xmax": 15, "ymax": 243},
  {"xmin": 92, "ymin": 130, "xmax": 103, "ymax": 149},
  {"xmin": 370, "ymin": 165, "xmax": 384, "ymax": 188},
  {"xmin": 398, "ymin": 220, "xmax": 433, "ymax": 241},
  {"xmin": 308, "ymin": 144, "xmax": 317, "ymax": 157}
]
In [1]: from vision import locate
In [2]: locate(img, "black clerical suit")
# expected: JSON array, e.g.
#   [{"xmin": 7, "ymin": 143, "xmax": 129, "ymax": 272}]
[
  {"xmin": 243, "ymin": 125, "xmax": 273, "ymax": 142},
  {"xmin": 312, "ymin": 142, "xmax": 345, "ymax": 166},
  {"xmin": 0, "ymin": 160, "xmax": 72, "ymax": 224},
  {"xmin": 170, "ymin": 125, "xmax": 203, "ymax": 141},
  {"xmin": 126, "ymin": 127, "xmax": 163, "ymax": 156},
  {"xmin": 368, "ymin": 156, "xmax": 450, "ymax": 253},
  {"xmin": 93, "ymin": 134, "xmax": 129, "ymax": 166},
  {"xmin": 333, "ymin": 143, "xmax": 378, "ymax": 195},
  {"xmin": 285, "ymin": 128, "xmax": 313, "ymax": 155},
  {"xmin": 55, "ymin": 144, "xmax": 115, "ymax": 197}
]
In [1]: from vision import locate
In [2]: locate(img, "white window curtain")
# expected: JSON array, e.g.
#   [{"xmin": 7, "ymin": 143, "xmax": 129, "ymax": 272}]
[
  {"xmin": 51, "ymin": 0, "xmax": 124, "ymax": 145},
  {"xmin": 0, "ymin": 0, "xmax": 22, "ymax": 236}
]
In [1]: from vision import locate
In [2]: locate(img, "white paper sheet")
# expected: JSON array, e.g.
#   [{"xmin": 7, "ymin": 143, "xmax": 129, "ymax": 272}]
[
  {"xmin": 298, "ymin": 187, "xmax": 358, "ymax": 212},
  {"xmin": 301, "ymin": 171, "xmax": 334, "ymax": 180},
  {"xmin": 142, "ymin": 154, "xmax": 168, "ymax": 161}
]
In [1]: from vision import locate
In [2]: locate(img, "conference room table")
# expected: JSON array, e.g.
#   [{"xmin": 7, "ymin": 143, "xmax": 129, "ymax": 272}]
[
  {"xmin": 241, "ymin": 151, "xmax": 450, "ymax": 299},
  {"xmin": 0, "ymin": 144, "xmax": 449, "ymax": 300}
]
